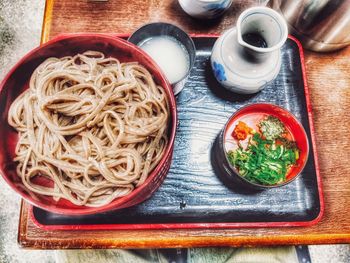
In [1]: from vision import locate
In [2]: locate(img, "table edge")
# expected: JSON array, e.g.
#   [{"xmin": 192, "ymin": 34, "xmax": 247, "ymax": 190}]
[
  {"xmin": 41, "ymin": 0, "xmax": 54, "ymax": 44},
  {"xmin": 18, "ymin": 199, "xmax": 350, "ymax": 249}
]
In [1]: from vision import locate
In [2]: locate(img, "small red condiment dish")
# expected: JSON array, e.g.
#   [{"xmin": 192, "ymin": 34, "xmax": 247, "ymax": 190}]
[
  {"xmin": 0, "ymin": 34, "xmax": 177, "ymax": 215},
  {"xmin": 215, "ymin": 103, "xmax": 309, "ymax": 190}
]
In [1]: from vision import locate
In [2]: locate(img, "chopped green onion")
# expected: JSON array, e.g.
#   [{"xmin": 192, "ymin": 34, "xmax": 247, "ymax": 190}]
[{"xmin": 227, "ymin": 133, "xmax": 299, "ymax": 186}]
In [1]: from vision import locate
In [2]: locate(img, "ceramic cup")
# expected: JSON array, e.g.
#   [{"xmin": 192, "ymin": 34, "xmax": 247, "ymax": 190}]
[
  {"xmin": 128, "ymin": 23, "xmax": 196, "ymax": 95},
  {"xmin": 178, "ymin": 0, "xmax": 233, "ymax": 19},
  {"xmin": 210, "ymin": 7, "xmax": 288, "ymax": 94}
]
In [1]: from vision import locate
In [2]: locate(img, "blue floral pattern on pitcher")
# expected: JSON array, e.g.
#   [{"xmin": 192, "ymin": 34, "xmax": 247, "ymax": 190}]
[
  {"xmin": 205, "ymin": 0, "xmax": 231, "ymax": 17},
  {"xmin": 213, "ymin": 61, "xmax": 227, "ymax": 82}
]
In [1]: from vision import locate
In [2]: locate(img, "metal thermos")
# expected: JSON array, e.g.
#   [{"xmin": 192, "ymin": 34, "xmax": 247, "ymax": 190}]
[{"xmin": 269, "ymin": 0, "xmax": 350, "ymax": 52}]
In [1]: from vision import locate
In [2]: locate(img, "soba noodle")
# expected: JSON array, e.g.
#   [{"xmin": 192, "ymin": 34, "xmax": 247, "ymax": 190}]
[{"xmin": 8, "ymin": 51, "xmax": 169, "ymax": 207}]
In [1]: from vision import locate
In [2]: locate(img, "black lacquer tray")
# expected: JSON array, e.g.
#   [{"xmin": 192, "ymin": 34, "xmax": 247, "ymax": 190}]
[{"xmin": 31, "ymin": 36, "xmax": 323, "ymax": 230}]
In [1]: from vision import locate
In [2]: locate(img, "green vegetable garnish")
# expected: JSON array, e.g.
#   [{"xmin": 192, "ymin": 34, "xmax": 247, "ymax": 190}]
[
  {"xmin": 227, "ymin": 133, "xmax": 299, "ymax": 186},
  {"xmin": 258, "ymin": 115, "xmax": 286, "ymax": 140}
]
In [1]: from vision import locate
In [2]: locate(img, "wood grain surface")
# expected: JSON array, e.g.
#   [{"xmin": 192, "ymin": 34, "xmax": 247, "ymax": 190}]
[{"xmin": 19, "ymin": 0, "xmax": 350, "ymax": 248}]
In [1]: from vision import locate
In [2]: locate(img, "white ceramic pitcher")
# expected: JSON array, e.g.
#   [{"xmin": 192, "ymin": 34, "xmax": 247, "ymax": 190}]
[{"xmin": 210, "ymin": 7, "xmax": 288, "ymax": 94}]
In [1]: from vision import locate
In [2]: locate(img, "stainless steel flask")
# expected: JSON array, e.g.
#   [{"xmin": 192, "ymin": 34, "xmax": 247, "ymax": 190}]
[{"xmin": 269, "ymin": 0, "xmax": 350, "ymax": 52}]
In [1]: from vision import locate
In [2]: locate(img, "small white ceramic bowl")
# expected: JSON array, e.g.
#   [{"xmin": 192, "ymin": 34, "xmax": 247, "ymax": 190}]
[
  {"xmin": 128, "ymin": 23, "xmax": 196, "ymax": 95},
  {"xmin": 178, "ymin": 0, "xmax": 233, "ymax": 19}
]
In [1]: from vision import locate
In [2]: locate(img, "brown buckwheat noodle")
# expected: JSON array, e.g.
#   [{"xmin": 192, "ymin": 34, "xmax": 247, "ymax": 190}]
[{"xmin": 8, "ymin": 51, "xmax": 169, "ymax": 207}]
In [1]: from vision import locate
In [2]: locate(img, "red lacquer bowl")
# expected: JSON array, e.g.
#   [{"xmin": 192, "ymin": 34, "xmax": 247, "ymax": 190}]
[
  {"xmin": 0, "ymin": 34, "xmax": 177, "ymax": 215},
  {"xmin": 220, "ymin": 103, "xmax": 309, "ymax": 189}
]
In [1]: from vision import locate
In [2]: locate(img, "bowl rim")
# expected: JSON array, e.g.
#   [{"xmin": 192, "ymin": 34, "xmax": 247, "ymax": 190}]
[
  {"xmin": 222, "ymin": 102, "xmax": 309, "ymax": 189},
  {"xmin": 0, "ymin": 33, "xmax": 178, "ymax": 215}
]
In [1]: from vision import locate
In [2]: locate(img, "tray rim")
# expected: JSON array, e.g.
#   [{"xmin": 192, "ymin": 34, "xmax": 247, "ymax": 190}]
[{"xmin": 29, "ymin": 34, "xmax": 324, "ymax": 231}]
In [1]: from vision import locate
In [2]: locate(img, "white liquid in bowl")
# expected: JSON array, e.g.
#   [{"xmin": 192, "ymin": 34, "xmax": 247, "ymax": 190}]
[{"xmin": 139, "ymin": 36, "xmax": 190, "ymax": 84}]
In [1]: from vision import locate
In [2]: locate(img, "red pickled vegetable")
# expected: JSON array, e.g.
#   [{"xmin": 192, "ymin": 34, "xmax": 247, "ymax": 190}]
[{"xmin": 232, "ymin": 121, "xmax": 252, "ymax": 140}]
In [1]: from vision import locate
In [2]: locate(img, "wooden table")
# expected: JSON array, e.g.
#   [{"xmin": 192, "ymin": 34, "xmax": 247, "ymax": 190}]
[{"xmin": 18, "ymin": 0, "xmax": 350, "ymax": 249}]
